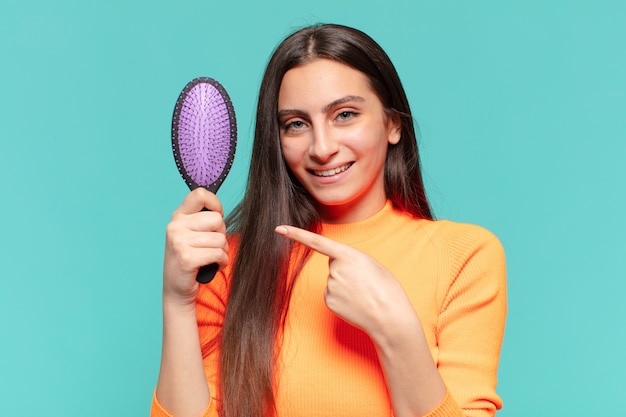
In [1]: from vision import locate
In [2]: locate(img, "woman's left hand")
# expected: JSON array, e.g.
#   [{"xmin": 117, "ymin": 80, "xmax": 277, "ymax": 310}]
[
  {"xmin": 275, "ymin": 224, "xmax": 412, "ymax": 340},
  {"xmin": 275, "ymin": 225, "xmax": 448, "ymax": 417}
]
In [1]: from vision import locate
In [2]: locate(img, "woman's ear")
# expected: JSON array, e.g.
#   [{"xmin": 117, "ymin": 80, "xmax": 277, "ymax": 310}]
[{"xmin": 387, "ymin": 113, "xmax": 402, "ymax": 145}]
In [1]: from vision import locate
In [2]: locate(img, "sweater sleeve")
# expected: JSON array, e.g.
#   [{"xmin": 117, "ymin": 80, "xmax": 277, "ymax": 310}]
[
  {"xmin": 433, "ymin": 224, "xmax": 507, "ymax": 417},
  {"xmin": 150, "ymin": 391, "xmax": 218, "ymax": 417}
]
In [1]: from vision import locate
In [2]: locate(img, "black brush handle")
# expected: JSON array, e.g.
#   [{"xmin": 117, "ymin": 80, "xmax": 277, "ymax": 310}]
[
  {"xmin": 196, "ymin": 205, "xmax": 219, "ymax": 284},
  {"xmin": 197, "ymin": 263, "xmax": 219, "ymax": 284}
]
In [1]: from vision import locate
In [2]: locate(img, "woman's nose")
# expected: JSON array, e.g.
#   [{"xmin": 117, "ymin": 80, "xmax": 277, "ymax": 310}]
[{"xmin": 309, "ymin": 126, "xmax": 339, "ymax": 162}]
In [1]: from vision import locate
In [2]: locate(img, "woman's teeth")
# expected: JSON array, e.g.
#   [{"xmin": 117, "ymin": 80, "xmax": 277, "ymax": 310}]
[{"xmin": 312, "ymin": 163, "xmax": 353, "ymax": 177}]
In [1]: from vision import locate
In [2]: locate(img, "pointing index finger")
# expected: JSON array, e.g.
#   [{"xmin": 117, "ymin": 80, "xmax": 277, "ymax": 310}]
[{"xmin": 275, "ymin": 225, "xmax": 350, "ymax": 259}]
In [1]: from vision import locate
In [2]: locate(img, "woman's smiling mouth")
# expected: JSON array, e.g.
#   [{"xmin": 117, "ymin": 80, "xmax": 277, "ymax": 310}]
[{"xmin": 311, "ymin": 162, "xmax": 354, "ymax": 177}]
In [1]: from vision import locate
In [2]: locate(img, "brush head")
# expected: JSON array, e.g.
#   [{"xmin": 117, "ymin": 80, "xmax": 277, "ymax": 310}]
[{"xmin": 172, "ymin": 77, "xmax": 237, "ymax": 193}]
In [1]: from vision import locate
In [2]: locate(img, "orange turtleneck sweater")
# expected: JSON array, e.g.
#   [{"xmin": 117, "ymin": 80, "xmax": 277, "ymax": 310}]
[{"xmin": 152, "ymin": 201, "xmax": 507, "ymax": 417}]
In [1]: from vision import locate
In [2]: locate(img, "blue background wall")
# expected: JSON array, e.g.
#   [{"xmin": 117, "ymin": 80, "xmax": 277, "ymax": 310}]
[{"xmin": 1, "ymin": 0, "xmax": 624, "ymax": 415}]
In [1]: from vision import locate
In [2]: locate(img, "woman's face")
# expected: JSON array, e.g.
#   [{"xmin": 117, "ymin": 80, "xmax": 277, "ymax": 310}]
[{"xmin": 278, "ymin": 58, "xmax": 400, "ymax": 224}]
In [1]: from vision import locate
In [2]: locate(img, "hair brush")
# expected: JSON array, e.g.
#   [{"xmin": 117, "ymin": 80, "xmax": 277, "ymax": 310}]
[{"xmin": 171, "ymin": 77, "xmax": 237, "ymax": 284}]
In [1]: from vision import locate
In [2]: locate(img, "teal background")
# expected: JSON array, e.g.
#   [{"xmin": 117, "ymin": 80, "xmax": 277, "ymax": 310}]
[{"xmin": 1, "ymin": 0, "xmax": 624, "ymax": 415}]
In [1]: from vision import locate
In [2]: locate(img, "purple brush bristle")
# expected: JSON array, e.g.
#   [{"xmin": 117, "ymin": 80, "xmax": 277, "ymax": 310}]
[
  {"xmin": 171, "ymin": 77, "xmax": 237, "ymax": 284},
  {"xmin": 172, "ymin": 77, "xmax": 237, "ymax": 193}
]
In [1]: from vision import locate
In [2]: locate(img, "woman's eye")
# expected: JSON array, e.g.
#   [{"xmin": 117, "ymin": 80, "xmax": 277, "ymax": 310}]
[
  {"xmin": 283, "ymin": 120, "xmax": 306, "ymax": 132},
  {"xmin": 337, "ymin": 111, "xmax": 356, "ymax": 121}
]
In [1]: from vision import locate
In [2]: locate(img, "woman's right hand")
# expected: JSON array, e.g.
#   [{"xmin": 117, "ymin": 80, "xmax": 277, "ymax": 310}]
[
  {"xmin": 155, "ymin": 187, "xmax": 224, "ymax": 416},
  {"xmin": 163, "ymin": 187, "xmax": 229, "ymax": 308}
]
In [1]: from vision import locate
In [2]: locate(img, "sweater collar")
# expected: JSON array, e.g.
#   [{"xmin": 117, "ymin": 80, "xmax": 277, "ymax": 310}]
[{"xmin": 320, "ymin": 200, "xmax": 403, "ymax": 245}]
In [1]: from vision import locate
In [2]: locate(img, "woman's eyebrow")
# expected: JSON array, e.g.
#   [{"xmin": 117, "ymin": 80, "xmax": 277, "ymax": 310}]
[
  {"xmin": 277, "ymin": 108, "xmax": 307, "ymax": 119},
  {"xmin": 321, "ymin": 95, "xmax": 365, "ymax": 113}
]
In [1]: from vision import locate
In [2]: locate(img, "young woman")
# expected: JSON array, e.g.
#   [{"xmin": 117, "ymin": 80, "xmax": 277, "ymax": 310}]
[{"xmin": 152, "ymin": 24, "xmax": 507, "ymax": 417}]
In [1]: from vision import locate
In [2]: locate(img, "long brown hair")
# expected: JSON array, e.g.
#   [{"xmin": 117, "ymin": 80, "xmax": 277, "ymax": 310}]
[{"xmin": 214, "ymin": 23, "xmax": 433, "ymax": 417}]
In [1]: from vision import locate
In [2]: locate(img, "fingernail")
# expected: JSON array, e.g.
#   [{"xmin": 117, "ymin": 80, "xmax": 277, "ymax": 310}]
[{"xmin": 275, "ymin": 226, "xmax": 288, "ymax": 236}]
